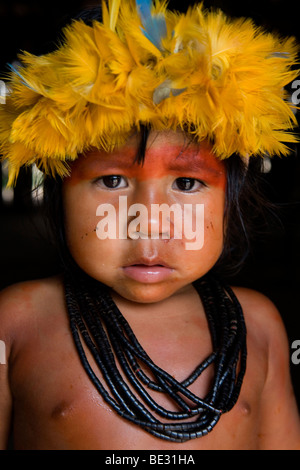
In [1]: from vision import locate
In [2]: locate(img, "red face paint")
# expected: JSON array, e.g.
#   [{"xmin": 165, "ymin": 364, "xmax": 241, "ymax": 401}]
[{"xmin": 66, "ymin": 132, "xmax": 226, "ymax": 190}]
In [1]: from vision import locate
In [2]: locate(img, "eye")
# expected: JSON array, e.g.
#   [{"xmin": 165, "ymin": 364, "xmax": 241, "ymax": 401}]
[
  {"xmin": 172, "ymin": 177, "xmax": 206, "ymax": 192},
  {"xmin": 94, "ymin": 175, "xmax": 128, "ymax": 189}
]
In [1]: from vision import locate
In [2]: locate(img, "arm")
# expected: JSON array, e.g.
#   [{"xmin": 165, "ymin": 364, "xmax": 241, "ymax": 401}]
[
  {"xmin": 0, "ymin": 286, "xmax": 18, "ymax": 449},
  {"xmin": 0, "ymin": 331, "xmax": 13, "ymax": 449},
  {"xmin": 258, "ymin": 301, "xmax": 300, "ymax": 450}
]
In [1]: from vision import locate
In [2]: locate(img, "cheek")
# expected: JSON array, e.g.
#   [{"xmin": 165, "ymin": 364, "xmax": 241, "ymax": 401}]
[
  {"xmin": 185, "ymin": 187, "xmax": 225, "ymax": 237},
  {"xmin": 204, "ymin": 204, "xmax": 225, "ymax": 242},
  {"xmin": 62, "ymin": 184, "xmax": 127, "ymax": 283},
  {"xmin": 63, "ymin": 185, "xmax": 99, "ymax": 256},
  {"xmin": 183, "ymin": 190, "xmax": 225, "ymax": 270},
  {"xmin": 204, "ymin": 195, "xmax": 225, "ymax": 255}
]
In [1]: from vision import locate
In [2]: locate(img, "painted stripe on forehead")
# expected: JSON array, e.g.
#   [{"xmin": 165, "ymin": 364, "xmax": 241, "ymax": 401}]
[{"xmin": 66, "ymin": 139, "xmax": 226, "ymax": 189}]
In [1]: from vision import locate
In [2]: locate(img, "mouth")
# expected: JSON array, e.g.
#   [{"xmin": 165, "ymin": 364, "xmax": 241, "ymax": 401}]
[{"xmin": 122, "ymin": 258, "xmax": 174, "ymax": 283}]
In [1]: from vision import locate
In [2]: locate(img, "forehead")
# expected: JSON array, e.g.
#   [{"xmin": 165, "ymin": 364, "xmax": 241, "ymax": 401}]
[{"xmin": 69, "ymin": 130, "xmax": 225, "ymax": 179}]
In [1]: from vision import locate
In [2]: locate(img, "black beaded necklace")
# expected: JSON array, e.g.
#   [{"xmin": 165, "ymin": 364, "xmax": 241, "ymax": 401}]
[{"xmin": 64, "ymin": 269, "xmax": 247, "ymax": 443}]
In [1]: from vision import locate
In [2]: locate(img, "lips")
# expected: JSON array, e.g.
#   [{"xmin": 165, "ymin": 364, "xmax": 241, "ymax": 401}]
[{"xmin": 122, "ymin": 258, "xmax": 174, "ymax": 283}]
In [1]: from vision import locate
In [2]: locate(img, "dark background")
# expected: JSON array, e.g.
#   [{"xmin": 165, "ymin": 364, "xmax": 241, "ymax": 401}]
[{"xmin": 0, "ymin": 0, "xmax": 300, "ymax": 413}]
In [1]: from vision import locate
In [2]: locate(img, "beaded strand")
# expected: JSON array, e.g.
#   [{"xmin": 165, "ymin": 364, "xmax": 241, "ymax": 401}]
[{"xmin": 64, "ymin": 269, "xmax": 247, "ymax": 442}]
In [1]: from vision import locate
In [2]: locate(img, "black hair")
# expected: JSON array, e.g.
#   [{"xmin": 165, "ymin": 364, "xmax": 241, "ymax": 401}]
[{"xmin": 218, "ymin": 154, "xmax": 268, "ymax": 276}]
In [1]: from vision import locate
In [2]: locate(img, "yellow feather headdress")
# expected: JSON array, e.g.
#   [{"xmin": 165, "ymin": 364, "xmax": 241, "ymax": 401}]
[{"xmin": 0, "ymin": 0, "xmax": 298, "ymax": 185}]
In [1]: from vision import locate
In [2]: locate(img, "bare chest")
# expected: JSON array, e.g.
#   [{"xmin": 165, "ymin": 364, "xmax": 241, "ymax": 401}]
[
  {"xmin": 10, "ymin": 300, "xmax": 263, "ymax": 450},
  {"xmin": 12, "ymin": 365, "xmax": 259, "ymax": 450}
]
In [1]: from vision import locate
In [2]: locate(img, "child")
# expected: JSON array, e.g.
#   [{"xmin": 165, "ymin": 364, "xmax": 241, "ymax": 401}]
[{"xmin": 0, "ymin": 0, "xmax": 300, "ymax": 450}]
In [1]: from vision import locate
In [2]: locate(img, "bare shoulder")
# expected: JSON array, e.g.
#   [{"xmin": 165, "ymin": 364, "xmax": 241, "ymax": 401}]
[
  {"xmin": 232, "ymin": 286, "xmax": 300, "ymax": 449},
  {"xmin": 0, "ymin": 275, "xmax": 64, "ymax": 317},
  {"xmin": 0, "ymin": 276, "xmax": 64, "ymax": 353},
  {"xmin": 232, "ymin": 285, "xmax": 280, "ymax": 317},
  {"xmin": 232, "ymin": 286, "xmax": 287, "ymax": 347},
  {"xmin": 231, "ymin": 285, "xmax": 288, "ymax": 382}
]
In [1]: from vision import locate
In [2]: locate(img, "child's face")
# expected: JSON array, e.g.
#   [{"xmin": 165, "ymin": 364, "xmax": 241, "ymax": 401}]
[{"xmin": 63, "ymin": 130, "xmax": 226, "ymax": 303}]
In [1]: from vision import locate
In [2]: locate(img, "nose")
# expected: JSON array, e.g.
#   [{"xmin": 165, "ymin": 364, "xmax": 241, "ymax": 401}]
[
  {"xmin": 128, "ymin": 205, "xmax": 173, "ymax": 239},
  {"xmin": 127, "ymin": 181, "xmax": 177, "ymax": 240}
]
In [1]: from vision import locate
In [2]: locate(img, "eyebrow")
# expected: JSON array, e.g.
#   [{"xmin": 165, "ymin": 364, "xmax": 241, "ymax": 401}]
[
  {"xmin": 80, "ymin": 146, "xmax": 224, "ymax": 176},
  {"xmin": 79, "ymin": 151, "xmax": 137, "ymax": 170},
  {"xmin": 167, "ymin": 158, "xmax": 223, "ymax": 176},
  {"xmin": 161, "ymin": 143, "xmax": 226, "ymax": 177}
]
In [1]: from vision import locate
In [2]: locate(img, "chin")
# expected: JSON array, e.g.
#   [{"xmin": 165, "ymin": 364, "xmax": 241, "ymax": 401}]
[{"xmin": 113, "ymin": 282, "xmax": 181, "ymax": 304}]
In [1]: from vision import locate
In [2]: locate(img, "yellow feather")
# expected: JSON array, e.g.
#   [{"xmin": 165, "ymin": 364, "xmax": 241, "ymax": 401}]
[
  {"xmin": 109, "ymin": 0, "xmax": 122, "ymax": 31},
  {"xmin": 0, "ymin": 0, "xmax": 298, "ymax": 184}
]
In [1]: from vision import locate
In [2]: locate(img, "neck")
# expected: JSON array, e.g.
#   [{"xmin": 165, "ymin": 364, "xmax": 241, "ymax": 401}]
[{"xmin": 110, "ymin": 283, "xmax": 199, "ymax": 321}]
